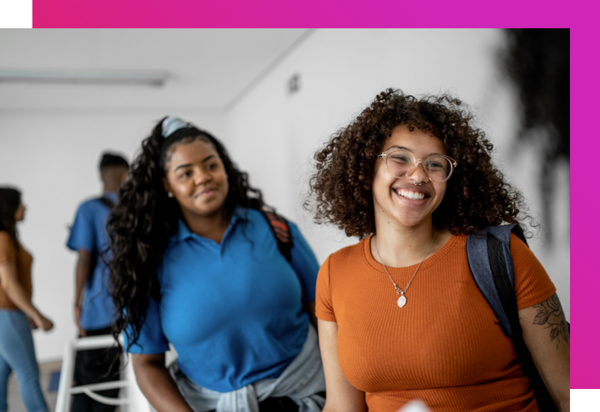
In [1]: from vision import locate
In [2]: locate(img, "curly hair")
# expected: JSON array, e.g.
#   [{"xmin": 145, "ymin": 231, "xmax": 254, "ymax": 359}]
[
  {"xmin": 106, "ymin": 117, "xmax": 267, "ymax": 350},
  {"xmin": 308, "ymin": 89, "xmax": 532, "ymax": 239}
]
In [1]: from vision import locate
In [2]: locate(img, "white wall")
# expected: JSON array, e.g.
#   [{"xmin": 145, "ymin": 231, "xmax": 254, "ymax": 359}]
[
  {"xmin": 225, "ymin": 29, "xmax": 570, "ymax": 319},
  {"xmin": 0, "ymin": 110, "xmax": 226, "ymax": 361}
]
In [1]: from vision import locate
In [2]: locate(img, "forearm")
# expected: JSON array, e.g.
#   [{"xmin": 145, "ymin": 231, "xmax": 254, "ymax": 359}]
[
  {"xmin": 559, "ymin": 400, "xmax": 569, "ymax": 412},
  {"xmin": 73, "ymin": 251, "xmax": 92, "ymax": 335},
  {"xmin": 74, "ymin": 252, "xmax": 92, "ymax": 306},
  {"xmin": 74, "ymin": 270, "xmax": 87, "ymax": 309},
  {"xmin": 2, "ymin": 281, "xmax": 42, "ymax": 319},
  {"xmin": 0, "ymin": 262, "xmax": 42, "ymax": 320},
  {"xmin": 133, "ymin": 355, "xmax": 194, "ymax": 412},
  {"xmin": 520, "ymin": 294, "xmax": 570, "ymax": 408}
]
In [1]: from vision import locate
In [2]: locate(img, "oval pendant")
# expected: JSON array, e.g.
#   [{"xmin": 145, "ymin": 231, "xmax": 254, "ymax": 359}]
[{"xmin": 397, "ymin": 295, "xmax": 407, "ymax": 308}]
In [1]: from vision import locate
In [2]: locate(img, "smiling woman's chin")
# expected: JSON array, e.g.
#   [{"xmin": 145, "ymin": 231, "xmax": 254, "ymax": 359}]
[
  {"xmin": 393, "ymin": 213, "xmax": 431, "ymax": 228},
  {"xmin": 190, "ymin": 196, "xmax": 226, "ymax": 214}
]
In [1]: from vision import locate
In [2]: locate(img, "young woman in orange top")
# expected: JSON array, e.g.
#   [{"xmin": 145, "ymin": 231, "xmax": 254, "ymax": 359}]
[
  {"xmin": 0, "ymin": 187, "xmax": 54, "ymax": 412},
  {"xmin": 309, "ymin": 90, "xmax": 569, "ymax": 412}
]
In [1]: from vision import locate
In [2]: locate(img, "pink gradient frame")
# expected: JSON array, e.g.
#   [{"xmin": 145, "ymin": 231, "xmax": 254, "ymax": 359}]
[{"xmin": 30, "ymin": 0, "xmax": 592, "ymax": 389}]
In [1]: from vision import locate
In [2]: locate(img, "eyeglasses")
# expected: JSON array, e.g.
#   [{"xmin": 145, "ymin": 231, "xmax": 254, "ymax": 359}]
[{"xmin": 377, "ymin": 149, "xmax": 458, "ymax": 183}]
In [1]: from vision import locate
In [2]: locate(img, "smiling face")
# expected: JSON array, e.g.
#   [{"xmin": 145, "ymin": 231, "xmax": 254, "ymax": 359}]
[
  {"xmin": 162, "ymin": 138, "xmax": 229, "ymax": 222},
  {"xmin": 372, "ymin": 124, "xmax": 448, "ymax": 230}
]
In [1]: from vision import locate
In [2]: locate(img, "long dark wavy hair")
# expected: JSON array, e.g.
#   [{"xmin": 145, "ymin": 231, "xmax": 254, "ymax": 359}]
[
  {"xmin": 106, "ymin": 117, "xmax": 267, "ymax": 350},
  {"xmin": 308, "ymin": 89, "xmax": 534, "ymax": 238},
  {"xmin": 0, "ymin": 187, "xmax": 22, "ymax": 248}
]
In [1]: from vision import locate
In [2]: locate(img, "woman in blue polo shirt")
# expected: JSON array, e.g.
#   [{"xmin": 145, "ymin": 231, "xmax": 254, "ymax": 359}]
[{"xmin": 106, "ymin": 117, "xmax": 325, "ymax": 412}]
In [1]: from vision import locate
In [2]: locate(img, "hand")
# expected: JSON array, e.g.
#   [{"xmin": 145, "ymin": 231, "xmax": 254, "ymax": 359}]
[
  {"xmin": 28, "ymin": 317, "xmax": 39, "ymax": 330},
  {"xmin": 74, "ymin": 304, "xmax": 87, "ymax": 337},
  {"xmin": 34, "ymin": 314, "xmax": 54, "ymax": 331}
]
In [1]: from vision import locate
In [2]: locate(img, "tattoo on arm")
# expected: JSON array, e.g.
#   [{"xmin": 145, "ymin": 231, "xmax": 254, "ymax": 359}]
[{"xmin": 532, "ymin": 294, "xmax": 569, "ymax": 347}]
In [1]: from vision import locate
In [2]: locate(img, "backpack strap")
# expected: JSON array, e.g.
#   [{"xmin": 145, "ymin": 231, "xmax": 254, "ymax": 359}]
[
  {"xmin": 96, "ymin": 196, "xmax": 116, "ymax": 209},
  {"xmin": 260, "ymin": 209, "xmax": 293, "ymax": 264},
  {"xmin": 467, "ymin": 225, "xmax": 558, "ymax": 412},
  {"xmin": 466, "ymin": 225, "xmax": 520, "ymax": 336}
]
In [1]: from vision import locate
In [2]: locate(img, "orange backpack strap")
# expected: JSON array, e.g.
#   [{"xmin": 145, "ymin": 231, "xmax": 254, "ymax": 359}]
[{"xmin": 261, "ymin": 209, "xmax": 293, "ymax": 264}]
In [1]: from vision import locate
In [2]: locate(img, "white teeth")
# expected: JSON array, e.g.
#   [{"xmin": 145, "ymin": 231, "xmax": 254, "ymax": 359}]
[{"xmin": 396, "ymin": 189, "xmax": 425, "ymax": 200}]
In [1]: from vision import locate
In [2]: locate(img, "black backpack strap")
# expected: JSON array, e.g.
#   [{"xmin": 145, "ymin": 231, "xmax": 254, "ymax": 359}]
[
  {"xmin": 467, "ymin": 225, "xmax": 558, "ymax": 412},
  {"xmin": 96, "ymin": 196, "xmax": 115, "ymax": 209},
  {"xmin": 260, "ymin": 209, "xmax": 293, "ymax": 264}
]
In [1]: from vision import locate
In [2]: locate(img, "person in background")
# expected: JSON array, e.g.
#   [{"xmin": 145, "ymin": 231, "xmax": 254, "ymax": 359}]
[
  {"xmin": 66, "ymin": 153, "xmax": 129, "ymax": 412},
  {"xmin": 309, "ymin": 89, "xmax": 569, "ymax": 412},
  {"xmin": 0, "ymin": 187, "xmax": 53, "ymax": 412},
  {"xmin": 106, "ymin": 117, "xmax": 325, "ymax": 412}
]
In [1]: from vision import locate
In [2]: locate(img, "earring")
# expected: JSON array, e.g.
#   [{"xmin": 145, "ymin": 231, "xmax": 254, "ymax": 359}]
[{"xmin": 168, "ymin": 192, "xmax": 173, "ymax": 198}]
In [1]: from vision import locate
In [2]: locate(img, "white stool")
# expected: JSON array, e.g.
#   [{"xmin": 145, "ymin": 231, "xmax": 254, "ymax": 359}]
[{"xmin": 55, "ymin": 334, "xmax": 151, "ymax": 412}]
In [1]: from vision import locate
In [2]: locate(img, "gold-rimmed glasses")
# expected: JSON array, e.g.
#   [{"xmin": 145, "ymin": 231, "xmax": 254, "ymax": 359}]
[{"xmin": 377, "ymin": 149, "xmax": 458, "ymax": 183}]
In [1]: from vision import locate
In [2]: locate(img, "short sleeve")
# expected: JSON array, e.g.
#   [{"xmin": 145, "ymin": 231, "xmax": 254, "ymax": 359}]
[
  {"xmin": 67, "ymin": 203, "xmax": 96, "ymax": 252},
  {"xmin": 511, "ymin": 233, "xmax": 557, "ymax": 310},
  {"xmin": 125, "ymin": 296, "xmax": 170, "ymax": 354},
  {"xmin": 288, "ymin": 222, "xmax": 320, "ymax": 305},
  {"xmin": 315, "ymin": 255, "xmax": 336, "ymax": 322},
  {"xmin": 0, "ymin": 232, "xmax": 16, "ymax": 265}
]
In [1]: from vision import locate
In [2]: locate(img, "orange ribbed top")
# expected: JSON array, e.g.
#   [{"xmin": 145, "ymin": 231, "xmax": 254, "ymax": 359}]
[
  {"xmin": 316, "ymin": 233, "xmax": 555, "ymax": 412},
  {"xmin": 0, "ymin": 231, "xmax": 33, "ymax": 310}
]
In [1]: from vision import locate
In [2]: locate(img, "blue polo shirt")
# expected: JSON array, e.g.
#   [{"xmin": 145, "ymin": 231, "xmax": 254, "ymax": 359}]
[
  {"xmin": 126, "ymin": 207, "xmax": 320, "ymax": 393},
  {"xmin": 67, "ymin": 192, "xmax": 118, "ymax": 330}
]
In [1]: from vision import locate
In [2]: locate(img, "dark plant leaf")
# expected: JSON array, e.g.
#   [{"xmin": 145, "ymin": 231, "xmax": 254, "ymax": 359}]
[{"xmin": 534, "ymin": 312, "xmax": 550, "ymax": 325}]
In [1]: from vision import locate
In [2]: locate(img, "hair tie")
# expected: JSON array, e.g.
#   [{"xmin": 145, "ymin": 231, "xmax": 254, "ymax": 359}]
[{"xmin": 161, "ymin": 116, "xmax": 192, "ymax": 139}]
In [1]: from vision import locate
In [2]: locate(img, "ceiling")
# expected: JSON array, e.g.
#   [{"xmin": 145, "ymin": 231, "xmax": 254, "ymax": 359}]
[{"xmin": 0, "ymin": 29, "xmax": 311, "ymax": 112}]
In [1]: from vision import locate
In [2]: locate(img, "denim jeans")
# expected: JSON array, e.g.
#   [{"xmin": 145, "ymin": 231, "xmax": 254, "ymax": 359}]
[{"xmin": 0, "ymin": 309, "xmax": 48, "ymax": 412}]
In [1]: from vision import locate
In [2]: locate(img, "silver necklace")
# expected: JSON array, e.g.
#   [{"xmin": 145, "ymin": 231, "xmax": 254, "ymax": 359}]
[{"xmin": 374, "ymin": 230, "xmax": 436, "ymax": 308}]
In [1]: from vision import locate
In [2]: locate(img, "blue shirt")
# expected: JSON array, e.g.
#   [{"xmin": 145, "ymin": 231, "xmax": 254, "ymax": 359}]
[
  {"xmin": 127, "ymin": 208, "xmax": 320, "ymax": 393},
  {"xmin": 67, "ymin": 192, "xmax": 118, "ymax": 330}
]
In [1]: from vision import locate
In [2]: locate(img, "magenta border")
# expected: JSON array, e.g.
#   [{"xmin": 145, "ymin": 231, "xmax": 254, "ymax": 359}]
[{"xmin": 30, "ymin": 0, "xmax": 593, "ymax": 389}]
